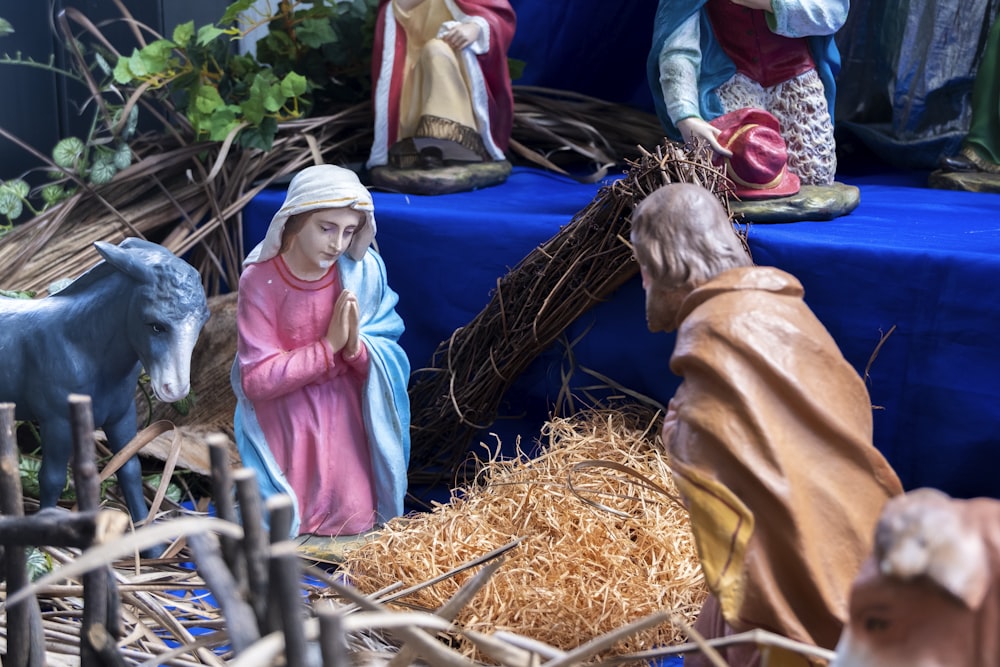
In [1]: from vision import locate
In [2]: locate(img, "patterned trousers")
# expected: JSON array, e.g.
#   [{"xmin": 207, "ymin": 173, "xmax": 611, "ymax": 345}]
[{"xmin": 716, "ymin": 69, "xmax": 837, "ymax": 185}]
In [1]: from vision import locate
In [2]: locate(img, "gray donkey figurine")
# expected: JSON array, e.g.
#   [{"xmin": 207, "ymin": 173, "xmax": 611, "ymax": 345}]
[{"xmin": 0, "ymin": 238, "xmax": 209, "ymax": 531}]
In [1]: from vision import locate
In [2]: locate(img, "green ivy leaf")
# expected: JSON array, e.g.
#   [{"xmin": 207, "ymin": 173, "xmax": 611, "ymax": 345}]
[
  {"xmin": 0, "ymin": 18, "xmax": 14, "ymax": 38},
  {"xmin": 208, "ymin": 105, "xmax": 240, "ymax": 141},
  {"xmin": 172, "ymin": 20, "xmax": 195, "ymax": 47},
  {"xmin": 196, "ymin": 25, "xmax": 226, "ymax": 47},
  {"xmin": 133, "ymin": 39, "xmax": 176, "ymax": 76},
  {"xmin": 240, "ymin": 93, "xmax": 265, "ymax": 125},
  {"xmin": 296, "ymin": 17, "xmax": 337, "ymax": 49},
  {"xmin": 257, "ymin": 29, "xmax": 296, "ymax": 62},
  {"xmin": 112, "ymin": 53, "xmax": 136, "ymax": 84},
  {"xmin": 0, "ymin": 180, "xmax": 29, "ymax": 221},
  {"xmin": 93, "ymin": 51, "xmax": 111, "ymax": 76},
  {"xmin": 280, "ymin": 71, "xmax": 307, "ymax": 99},
  {"xmin": 221, "ymin": 0, "xmax": 258, "ymax": 25},
  {"xmin": 53, "ymin": 137, "xmax": 84, "ymax": 169},
  {"xmin": 124, "ymin": 104, "xmax": 140, "ymax": 138},
  {"xmin": 113, "ymin": 143, "xmax": 132, "ymax": 170},
  {"xmin": 239, "ymin": 116, "xmax": 277, "ymax": 151},
  {"xmin": 41, "ymin": 184, "xmax": 66, "ymax": 206},
  {"xmin": 26, "ymin": 548, "xmax": 52, "ymax": 582},
  {"xmin": 171, "ymin": 391, "xmax": 197, "ymax": 417},
  {"xmin": 249, "ymin": 73, "xmax": 283, "ymax": 113},
  {"xmin": 508, "ymin": 57, "xmax": 526, "ymax": 82},
  {"xmin": 0, "ymin": 289, "xmax": 35, "ymax": 299},
  {"xmin": 194, "ymin": 83, "xmax": 224, "ymax": 114},
  {"xmin": 3, "ymin": 179, "xmax": 29, "ymax": 199},
  {"xmin": 89, "ymin": 154, "xmax": 117, "ymax": 184},
  {"xmin": 143, "ymin": 474, "xmax": 184, "ymax": 503},
  {"xmin": 19, "ymin": 454, "xmax": 41, "ymax": 498},
  {"xmin": 0, "ymin": 192, "xmax": 23, "ymax": 220}
]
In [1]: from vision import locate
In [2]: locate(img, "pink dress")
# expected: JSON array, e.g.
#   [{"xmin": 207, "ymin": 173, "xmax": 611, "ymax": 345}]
[{"xmin": 237, "ymin": 255, "xmax": 376, "ymax": 535}]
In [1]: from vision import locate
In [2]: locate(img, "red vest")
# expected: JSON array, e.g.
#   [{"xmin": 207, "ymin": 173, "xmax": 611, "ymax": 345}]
[{"xmin": 705, "ymin": 0, "xmax": 815, "ymax": 87}]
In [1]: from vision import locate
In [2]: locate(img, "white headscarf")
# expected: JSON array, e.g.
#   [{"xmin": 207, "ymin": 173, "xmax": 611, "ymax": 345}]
[{"xmin": 245, "ymin": 164, "xmax": 377, "ymax": 265}]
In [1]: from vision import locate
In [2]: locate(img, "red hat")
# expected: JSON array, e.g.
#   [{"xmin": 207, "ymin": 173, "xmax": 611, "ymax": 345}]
[{"xmin": 709, "ymin": 108, "xmax": 800, "ymax": 200}]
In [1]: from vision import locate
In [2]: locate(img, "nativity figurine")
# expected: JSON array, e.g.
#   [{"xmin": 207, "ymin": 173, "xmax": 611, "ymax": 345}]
[
  {"xmin": 367, "ymin": 0, "xmax": 516, "ymax": 195},
  {"xmin": 931, "ymin": 17, "xmax": 1000, "ymax": 193},
  {"xmin": 647, "ymin": 0, "xmax": 843, "ymax": 186},
  {"xmin": 0, "ymin": 239, "xmax": 209, "ymax": 531},
  {"xmin": 231, "ymin": 164, "xmax": 410, "ymax": 539},
  {"xmin": 629, "ymin": 182, "xmax": 902, "ymax": 667},
  {"xmin": 833, "ymin": 487, "xmax": 1000, "ymax": 667}
]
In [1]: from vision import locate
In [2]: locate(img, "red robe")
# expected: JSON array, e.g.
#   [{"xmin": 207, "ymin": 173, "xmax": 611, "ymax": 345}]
[{"xmin": 367, "ymin": 0, "xmax": 516, "ymax": 167}]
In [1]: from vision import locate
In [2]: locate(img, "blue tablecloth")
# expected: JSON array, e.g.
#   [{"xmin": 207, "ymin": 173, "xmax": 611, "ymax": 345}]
[{"xmin": 244, "ymin": 167, "xmax": 1000, "ymax": 500}]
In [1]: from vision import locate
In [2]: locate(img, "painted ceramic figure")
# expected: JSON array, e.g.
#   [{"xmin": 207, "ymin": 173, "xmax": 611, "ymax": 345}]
[
  {"xmin": 231, "ymin": 165, "xmax": 410, "ymax": 538},
  {"xmin": 940, "ymin": 17, "xmax": 1000, "ymax": 174},
  {"xmin": 0, "ymin": 238, "xmax": 209, "ymax": 527},
  {"xmin": 630, "ymin": 183, "xmax": 901, "ymax": 667},
  {"xmin": 833, "ymin": 488, "xmax": 1000, "ymax": 667},
  {"xmin": 367, "ymin": 0, "xmax": 516, "ymax": 170},
  {"xmin": 647, "ymin": 0, "xmax": 845, "ymax": 185}
]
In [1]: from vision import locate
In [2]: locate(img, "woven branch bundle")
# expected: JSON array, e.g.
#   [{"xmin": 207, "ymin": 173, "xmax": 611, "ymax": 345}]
[
  {"xmin": 341, "ymin": 406, "xmax": 707, "ymax": 662},
  {"xmin": 407, "ymin": 139, "xmax": 735, "ymax": 484}
]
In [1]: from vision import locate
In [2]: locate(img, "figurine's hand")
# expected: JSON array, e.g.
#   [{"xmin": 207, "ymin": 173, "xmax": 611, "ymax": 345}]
[
  {"xmin": 326, "ymin": 289, "xmax": 358, "ymax": 353},
  {"xmin": 677, "ymin": 117, "xmax": 733, "ymax": 158},
  {"xmin": 344, "ymin": 298, "xmax": 361, "ymax": 359},
  {"xmin": 441, "ymin": 21, "xmax": 481, "ymax": 50},
  {"xmin": 729, "ymin": 0, "xmax": 774, "ymax": 10}
]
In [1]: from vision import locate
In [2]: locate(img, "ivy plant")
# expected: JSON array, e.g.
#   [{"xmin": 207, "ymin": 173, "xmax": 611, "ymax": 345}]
[
  {"xmin": 112, "ymin": 18, "xmax": 308, "ymax": 151},
  {"xmin": 0, "ymin": 0, "xmax": 383, "ymax": 225}
]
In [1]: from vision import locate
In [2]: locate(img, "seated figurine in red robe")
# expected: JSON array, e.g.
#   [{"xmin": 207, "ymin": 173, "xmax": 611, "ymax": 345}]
[{"xmin": 367, "ymin": 0, "xmax": 515, "ymax": 171}]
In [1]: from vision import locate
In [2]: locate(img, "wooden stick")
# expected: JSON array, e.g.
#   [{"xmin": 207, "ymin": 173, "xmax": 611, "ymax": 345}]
[
  {"xmin": 207, "ymin": 434, "xmax": 247, "ymax": 595},
  {"xmin": 0, "ymin": 402, "xmax": 46, "ymax": 667},
  {"xmin": 85, "ymin": 624, "xmax": 129, "ymax": 667},
  {"xmin": 318, "ymin": 607, "xmax": 350, "ymax": 667},
  {"xmin": 69, "ymin": 394, "xmax": 111, "ymax": 667},
  {"xmin": 187, "ymin": 531, "xmax": 260, "ymax": 654},
  {"xmin": 268, "ymin": 541, "xmax": 308, "ymax": 667},
  {"xmin": 266, "ymin": 494, "xmax": 295, "ymax": 545},
  {"xmin": 0, "ymin": 508, "xmax": 103, "ymax": 548},
  {"xmin": 234, "ymin": 467, "xmax": 270, "ymax": 632}
]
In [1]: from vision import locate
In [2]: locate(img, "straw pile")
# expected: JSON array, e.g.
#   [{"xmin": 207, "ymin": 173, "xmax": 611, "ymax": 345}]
[{"xmin": 340, "ymin": 406, "xmax": 708, "ymax": 661}]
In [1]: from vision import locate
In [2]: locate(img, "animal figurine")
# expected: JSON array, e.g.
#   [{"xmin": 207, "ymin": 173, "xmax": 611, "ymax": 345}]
[
  {"xmin": 0, "ymin": 238, "xmax": 209, "ymax": 527},
  {"xmin": 833, "ymin": 487, "xmax": 1000, "ymax": 667}
]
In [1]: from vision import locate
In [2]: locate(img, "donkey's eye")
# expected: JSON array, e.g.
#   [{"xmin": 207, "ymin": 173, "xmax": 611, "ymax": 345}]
[{"xmin": 149, "ymin": 322, "xmax": 165, "ymax": 334}]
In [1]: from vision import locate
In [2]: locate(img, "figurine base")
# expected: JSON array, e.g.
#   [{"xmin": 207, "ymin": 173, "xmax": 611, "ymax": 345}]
[
  {"xmin": 294, "ymin": 530, "xmax": 378, "ymax": 564},
  {"xmin": 928, "ymin": 169, "xmax": 1000, "ymax": 194},
  {"xmin": 730, "ymin": 182, "xmax": 861, "ymax": 223},
  {"xmin": 370, "ymin": 160, "xmax": 512, "ymax": 196}
]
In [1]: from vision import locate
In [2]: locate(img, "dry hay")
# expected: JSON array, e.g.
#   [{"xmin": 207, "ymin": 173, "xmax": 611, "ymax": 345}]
[
  {"xmin": 407, "ymin": 140, "xmax": 741, "ymax": 485},
  {"xmin": 340, "ymin": 406, "xmax": 708, "ymax": 662}
]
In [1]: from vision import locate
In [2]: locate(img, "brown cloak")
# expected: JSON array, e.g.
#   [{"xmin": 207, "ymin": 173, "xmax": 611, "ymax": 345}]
[{"xmin": 663, "ymin": 266, "xmax": 902, "ymax": 666}]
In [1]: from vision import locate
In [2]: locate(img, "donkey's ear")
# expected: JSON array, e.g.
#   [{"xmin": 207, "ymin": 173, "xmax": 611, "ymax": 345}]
[{"xmin": 94, "ymin": 240, "xmax": 149, "ymax": 282}]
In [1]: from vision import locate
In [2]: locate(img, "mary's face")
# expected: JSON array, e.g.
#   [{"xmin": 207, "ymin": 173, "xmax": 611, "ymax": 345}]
[{"xmin": 285, "ymin": 208, "xmax": 364, "ymax": 276}]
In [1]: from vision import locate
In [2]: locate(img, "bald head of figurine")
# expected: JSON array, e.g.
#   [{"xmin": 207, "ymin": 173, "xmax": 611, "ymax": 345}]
[{"xmin": 630, "ymin": 183, "xmax": 752, "ymax": 332}]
